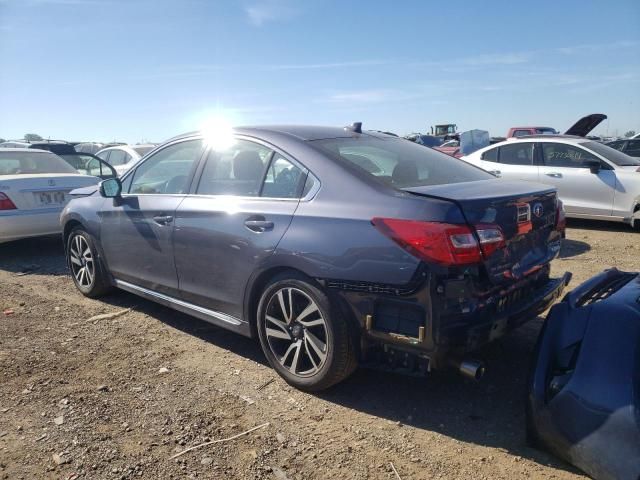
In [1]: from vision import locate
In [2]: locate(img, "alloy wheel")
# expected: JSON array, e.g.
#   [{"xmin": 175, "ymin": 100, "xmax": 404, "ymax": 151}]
[
  {"xmin": 69, "ymin": 234, "xmax": 95, "ymax": 288},
  {"xmin": 264, "ymin": 287, "xmax": 328, "ymax": 377}
]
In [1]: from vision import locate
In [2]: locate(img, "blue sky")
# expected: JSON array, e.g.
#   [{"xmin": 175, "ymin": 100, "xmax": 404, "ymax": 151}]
[{"xmin": 0, "ymin": 0, "xmax": 639, "ymax": 143}]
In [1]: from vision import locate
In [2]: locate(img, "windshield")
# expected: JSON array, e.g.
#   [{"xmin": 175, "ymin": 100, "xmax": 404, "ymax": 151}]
[
  {"xmin": 133, "ymin": 146, "xmax": 154, "ymax": 156},
  {"xmin": 584, "ymin": 141, "xmax": 640, "ymax": 166},
  {"xmin": 310, "ymin": 137, "xmax": 493, "ymax": 188},
  {"xmin": 0, "ymin": 151, "xmax": 79, "ymax": 175}
]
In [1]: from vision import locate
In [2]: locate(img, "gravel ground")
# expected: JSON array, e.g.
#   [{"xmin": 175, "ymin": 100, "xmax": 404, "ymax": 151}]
[{"xmin": 1, "ymin": 219, "xmax": 638, "ymax": 480}]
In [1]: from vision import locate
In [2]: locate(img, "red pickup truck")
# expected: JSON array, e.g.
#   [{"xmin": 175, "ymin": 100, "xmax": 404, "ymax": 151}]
[{"xmin": 507, "ymin": 114, "xmax": 606, "ymax": 138}]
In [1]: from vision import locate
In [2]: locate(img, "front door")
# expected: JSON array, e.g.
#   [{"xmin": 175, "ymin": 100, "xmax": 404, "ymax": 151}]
[
  {"xmin": 538, "ymin": 142, "xmax": 615, "ymax": 216},
  {"xmin": 174, "ymin": 139, "xmax": 309, "ymax": 319},
  {"xmin": 99, "ymin": 138, "xmax": 204, "ymax": 295}
]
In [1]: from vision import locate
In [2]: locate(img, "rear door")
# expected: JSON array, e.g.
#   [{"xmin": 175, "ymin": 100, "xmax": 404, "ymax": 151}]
[
  {"xmin": 174, "ymin": 138, "xmax": 310, "ymax": 319},
  {"xmin": 99, "ymin": 138, "xmax": 204, "ymax": 296},
  {"xmin": 538, "ymin": 142, "xmax": 615, "ymax": 216}
]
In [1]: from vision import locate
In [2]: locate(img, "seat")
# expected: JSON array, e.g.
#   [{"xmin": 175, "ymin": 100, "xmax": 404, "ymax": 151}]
[
  {"xmin": 392, "ymin": 161, "xmax": 418, "ymax": 185},
  {"xmin": 232, "ymin": 151, "xmax": 264, "ymax": 195}
]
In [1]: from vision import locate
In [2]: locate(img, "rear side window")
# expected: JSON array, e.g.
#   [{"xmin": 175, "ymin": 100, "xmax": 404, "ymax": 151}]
[
  {"xmin": 196, "ymin": 140, "xmax": 272, "ymax": 197},
  {"xmin": 512, "ymin": 129, "xmax": 532, "ymax": 137},
  {"xmin": 107, "ymin": 149, "xmax": 127, "ymax": 166},
  {"xmin": 481, "ymin": 147, "xmax": 498, "ymax": 162},
  {"xmin": 261, "ymin": 154, "xmax": 305, "ymax": 198},
  {"xmin": 0, "ymin": 151, "xmax": 78, "ymax": 175},
  {"xmin": 541, "ymin": 143, "xmax": 599, "ymax": 168},
  {"xmin": 311, "ymin": 137, "xmax": 491, "ymax": 188},
  {"xmin": 498, "ymin": 143, "xmax": 534, "ymax": 165}
]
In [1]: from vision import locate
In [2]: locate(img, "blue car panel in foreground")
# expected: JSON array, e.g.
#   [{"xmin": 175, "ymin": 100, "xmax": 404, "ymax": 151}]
[
  {"xmin": 528, "ymin": 268, "xmax": 640, "ymax": 480},
  {"xmin": 61, "ymin": 124, "xmax": 568, "ymax": 391}
]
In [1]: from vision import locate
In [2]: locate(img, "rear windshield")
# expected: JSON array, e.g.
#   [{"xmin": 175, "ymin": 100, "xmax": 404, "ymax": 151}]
[
  {"xmin": 584, "ymin": 141, "xmax": 640, "ymax": 166},
  {"xmin": 133, "ymin": 146, "xmax": 154, "ymax": 157},
  {"xmin": 310, "ymin": 137, "xmax": 493, "ymax": 188},
  {"xmin": 535, "ymin": 128, "xmax": 558, "ymax": 135},
  {"xmin": 0, "ymin": 151, "xmax": 78, "ymax": 175}
]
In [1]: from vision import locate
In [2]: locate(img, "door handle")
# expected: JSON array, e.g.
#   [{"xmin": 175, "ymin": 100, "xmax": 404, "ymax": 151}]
[
  {"xmin": 545, "ymin": 172, "xmax": 562, "ymax": 178},
  {"xmin": 489, "ymin": 170, "xmax": 501, "ymax": 177},
  {"xmin": 244, "ymin": 218, "xmax": 274, "ymax": 232},
  {"xmin": 153, "ymin": 215, "xmax": 174, "ymax": 225}
]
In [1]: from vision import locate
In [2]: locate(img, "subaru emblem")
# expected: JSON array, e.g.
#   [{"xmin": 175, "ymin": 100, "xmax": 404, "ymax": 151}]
[
  {"xmin": 532, "ymin": 203, "xmax": 544, "ymax": 218},
  {"xmin": 48, "ymin": 179, "xmax": 56, "ymax": 186}
]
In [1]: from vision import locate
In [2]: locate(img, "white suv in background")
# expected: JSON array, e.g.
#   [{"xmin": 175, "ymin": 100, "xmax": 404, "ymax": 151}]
[
  {"xmin": 96, "ymin": 144, "xmax": 156, "ymax": 176},
  {"xmin": 462, "ymin": 136, "xmax": 640, "ymax": 227}
]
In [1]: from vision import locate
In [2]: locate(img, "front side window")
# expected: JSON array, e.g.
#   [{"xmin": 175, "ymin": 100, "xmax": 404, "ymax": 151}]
[
  {"xmin": 498, "ymin": 143, "xmax": 534, "ymax": 166},
  {"xmin": 541, "ymin": 143, "xmax": 599, "ymax": 168},
  {"xmin": 311, "ymin": 137, "xmax": 491, "ymax": 188},
  {"xmin": 624, "ymin": 140, "xmax": 640, "ymax": 157},
  {"xmin": 607, "ymin": 141, "xmax": 625, "ymax": 151},
  {"xmin": 196, "ymin": 140, "xmax": 272, "ymax": 197},
  {"xmin": 129, "ymin": 139, "xmax": 203, "ymax": 194}
]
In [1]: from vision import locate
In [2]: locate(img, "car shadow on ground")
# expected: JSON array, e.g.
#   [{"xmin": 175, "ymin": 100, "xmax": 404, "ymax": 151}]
[
  {"xmin": 559, "ymin": 239, "xmax": 590, "ymax": 258},
  {"xmin": 567, "ymin": 218, "xmax": 636, "ymax": 233},
  {"xmin": 0, "ymin": 237, "xmax": 578, "ymax": 474}
]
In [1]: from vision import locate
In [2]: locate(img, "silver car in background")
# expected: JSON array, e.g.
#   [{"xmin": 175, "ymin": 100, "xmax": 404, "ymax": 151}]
[
  {"xmin": 462, "ymin": 136, "xmax": 640, "ymax": 227},
  {"xmin": 96, "ymin": 144, "xmax": 156, "ymax": 176},
  {"xmin": 0, "ymin": 149, "xmax": 104, "ymax": 243}
]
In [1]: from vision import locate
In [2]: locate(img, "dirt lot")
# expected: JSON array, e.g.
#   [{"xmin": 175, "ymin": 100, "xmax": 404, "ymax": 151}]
[{"xmin": 1, "ymin": 220, "xmax": 638, "ymax": 480}]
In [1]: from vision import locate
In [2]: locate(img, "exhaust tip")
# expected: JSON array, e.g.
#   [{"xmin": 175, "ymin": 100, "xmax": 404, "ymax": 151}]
[{"xmin": 451, "ymin": 358, "xmax": 485, "ymax": 381}]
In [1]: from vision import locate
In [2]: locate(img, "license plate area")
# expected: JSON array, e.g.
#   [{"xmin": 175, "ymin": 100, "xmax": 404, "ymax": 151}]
[{"xmin": 35, "ymin": 190, "xmax": 68, "ymax": 206}]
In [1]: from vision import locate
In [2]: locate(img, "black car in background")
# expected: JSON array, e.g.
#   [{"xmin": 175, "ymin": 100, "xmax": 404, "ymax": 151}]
[{"xmin": 607, "ymin": 138, "xmax": 640, "ymax": 158}]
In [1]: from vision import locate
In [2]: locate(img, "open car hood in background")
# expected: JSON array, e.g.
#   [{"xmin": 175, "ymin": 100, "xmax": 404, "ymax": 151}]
[{"xmin": 564, "ymin": 113, "xmax": 607, "ymax": 137}]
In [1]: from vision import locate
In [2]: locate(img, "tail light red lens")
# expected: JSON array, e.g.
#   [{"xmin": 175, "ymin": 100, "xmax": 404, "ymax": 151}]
[
  {"xmin": 555, "ymin": 199, "xmax": 566, "ymax": 232},
  {"xmin": 0, "ymin": 192, "xmax": 16, "ymax": 210},
  {"xmin": 371, "ymin": 218, "xmax": 505, "ymax": 266}
]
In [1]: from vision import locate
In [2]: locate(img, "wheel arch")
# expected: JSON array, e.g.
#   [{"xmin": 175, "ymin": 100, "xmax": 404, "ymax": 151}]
[{"xmin": 243, "ymin": 265, "xmax": 361, "ymax": 345}]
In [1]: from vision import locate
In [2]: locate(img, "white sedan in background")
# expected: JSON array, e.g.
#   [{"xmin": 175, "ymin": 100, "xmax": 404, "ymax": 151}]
[
  {"xmin": 96, "ymin": 144, "xmax": 156, "ymax": 176},
  {"xmin": 0, "ymin": 149, "xmax": 103, "ymax": 244},
  {"xmin": 462, "ymin": 136, "xmax": 640, "ymax": 226}
]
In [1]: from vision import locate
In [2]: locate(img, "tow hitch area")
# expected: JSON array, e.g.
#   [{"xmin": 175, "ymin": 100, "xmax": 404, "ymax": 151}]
[{"xmin": 527, "ymin": 268, "xmax": 640, "ymax": 480}]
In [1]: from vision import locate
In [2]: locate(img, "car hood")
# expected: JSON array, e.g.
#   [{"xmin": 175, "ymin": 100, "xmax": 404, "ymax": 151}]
[
  {"xmin": 69, "ymin": 185, "xmax": 98, "ymax": 196},
  {"xmin": 564, "ymin": 113, "xmax": 607, "ymax": 137}
]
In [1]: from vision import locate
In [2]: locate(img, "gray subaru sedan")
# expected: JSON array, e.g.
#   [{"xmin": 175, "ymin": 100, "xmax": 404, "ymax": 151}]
[{"xmin": 61, "ymin": 124, "xmax": 569, "ymax": 391}]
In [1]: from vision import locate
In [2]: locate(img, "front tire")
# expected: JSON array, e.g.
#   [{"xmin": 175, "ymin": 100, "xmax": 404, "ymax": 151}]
[
  {"xmin": 256, "ymin": 273, "xmax": 357, "ymax": 391},
  {"xmin": 67, "ymin": 227, "xmax": 112, "ymax": 298}
]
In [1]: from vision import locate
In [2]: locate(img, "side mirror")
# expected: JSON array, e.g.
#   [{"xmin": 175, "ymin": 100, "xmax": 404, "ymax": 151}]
[
  {"xmin": 585, "ymin": 160, "xmax": 601, "ymax": 174},
  {"xmin": 99, "ymin": 177, "xmax": 122, "ymax": 198}
]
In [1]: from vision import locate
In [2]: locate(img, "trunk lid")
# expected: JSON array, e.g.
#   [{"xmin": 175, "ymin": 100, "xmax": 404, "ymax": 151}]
[
  {"xmin": 564, "ymin": 113, "xmax": 607, "ymax": 137},
  {"xmin": 404, "ymin": 179, "xmax": 561, "ymax": 285},
  {"xmin": 0, "ymin": 174, "xmax": 99, "ymax": 211}
]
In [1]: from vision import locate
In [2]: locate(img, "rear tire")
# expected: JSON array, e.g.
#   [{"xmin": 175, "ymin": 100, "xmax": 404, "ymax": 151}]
[
  {"xmin": 256, "ymin": 272, "xmax": 357, "ymax": 391},
  {"xmin": 66, "ymin": 227, "xmax": 112, "ymax": 298}
]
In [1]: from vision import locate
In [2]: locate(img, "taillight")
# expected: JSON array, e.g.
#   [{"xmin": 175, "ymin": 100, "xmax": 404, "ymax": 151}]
[
  {"xmin": 372, "ymin": 218, "xmax": 504, "ymax": 266},
  {"xmin": 555, "ymin": 199, "xmax": 566, "ymax": 232},
  {"xmin": 0, "ymin": 192, "xmax": 16, "ymax": 210},
  {"xmin": 475, "ymin": 225, "xmax": 506, "ymax": 257}
]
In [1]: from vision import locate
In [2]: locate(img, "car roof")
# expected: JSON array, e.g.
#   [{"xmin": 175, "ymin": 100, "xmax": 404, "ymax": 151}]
[
  {"xmin": 0, "ymin": 147, "xmax": 53, "ymax": 153},
  {"xmin": 166, "ymin": 125, "xmax": 392, "ymax": 144},
  {"xmin": 506, "ymin": 135, "xmax": 588, "ymax": 142}
]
